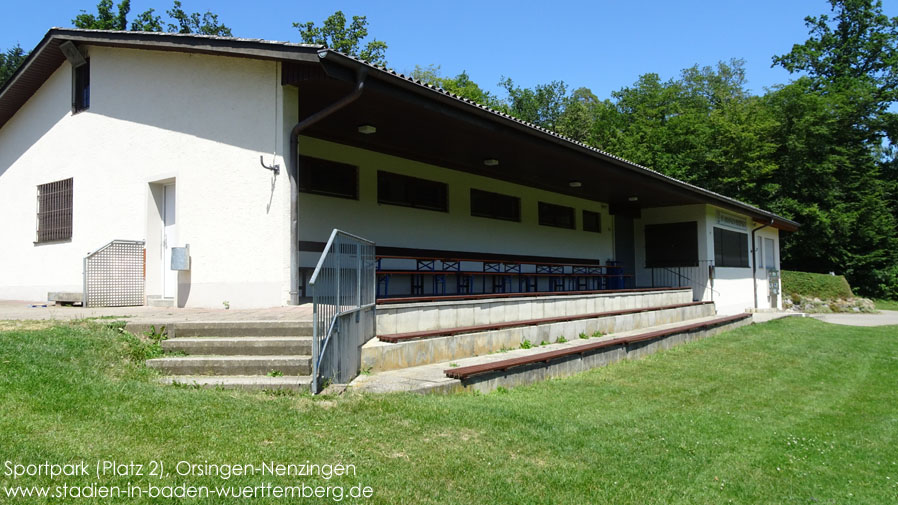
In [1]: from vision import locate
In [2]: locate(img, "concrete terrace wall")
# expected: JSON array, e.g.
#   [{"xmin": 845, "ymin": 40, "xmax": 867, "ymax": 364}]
[
  {"xmin": 296, "ymin": 136, "xmax": 614, "ymax": 268},
  {"xmin": 376, "ymin": 288, "xmax": 694, "ymax": 335},
  {"xmin": 365, "ymin": 293, "xmax": 712, "ymax": 372},
  {"xmin": 0, "ymin": 46, "xmax": 293, "ymax": 308}
]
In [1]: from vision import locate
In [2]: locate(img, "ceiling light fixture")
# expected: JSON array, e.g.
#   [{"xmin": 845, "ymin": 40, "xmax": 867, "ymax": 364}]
[
  {"xmin": 568, "ymin": 181, "xmax": 582, "ymax": 188},
  {"xmin": 483, "ymin": 159, "xmax": 499, "ymax": 167},
  {"xmin": 357, "ymin": 124, "xmax": 377, "ymax": 134},
  {"xmin": 628, "ymin": 196, "xmax": 639, "ymax": 202}
]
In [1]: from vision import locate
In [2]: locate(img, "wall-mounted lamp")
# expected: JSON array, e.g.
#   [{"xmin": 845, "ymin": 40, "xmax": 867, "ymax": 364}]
[
  {"xmin": 483, "ymin": 159, "xmax": 500, "ymax": 167},
  {"xmin": 357, "ymin": 124, "xmax": 377, "ymax": 134},
  {"xmin": 568, "ymin": 181, "xmax": 582, "ymax": 188}
]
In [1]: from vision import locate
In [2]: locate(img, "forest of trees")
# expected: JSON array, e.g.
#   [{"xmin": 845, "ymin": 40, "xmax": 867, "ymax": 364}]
[{"xmin": 2, "ymin": 0, "xmax": 896, "ymax": 298}]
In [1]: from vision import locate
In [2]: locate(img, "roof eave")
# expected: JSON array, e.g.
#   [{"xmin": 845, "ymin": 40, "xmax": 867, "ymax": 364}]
[{"xmin": 317, "ymin": 49, "xmax": 800, "ymax": 231}]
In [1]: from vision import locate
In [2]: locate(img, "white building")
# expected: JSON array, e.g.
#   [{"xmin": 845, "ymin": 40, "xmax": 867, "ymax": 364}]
[{"xmin": 0, "ymin": 29, "xmax": 797, "ymax": 313}]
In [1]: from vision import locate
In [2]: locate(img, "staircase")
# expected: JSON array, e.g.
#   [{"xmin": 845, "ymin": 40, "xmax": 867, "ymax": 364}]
[
  {"xmin": 352, "ymin": 288, "xmax": 752, "ymax": 394},
  {"xmin": 147, "ymin": 321, "xmax": 313, "ymax": 390}
]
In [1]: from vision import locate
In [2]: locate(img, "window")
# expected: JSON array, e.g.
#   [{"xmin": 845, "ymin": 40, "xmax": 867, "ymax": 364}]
[
  {"xmin": 538, "ymin": 202, "xmax": 575, "ymax": 229},
  {"xmin": 470, "ymin": 188, "xmax": 520, "ymax": 222},
  {"xmin": 714, "ymin": 227, "xmax": 749, "ymax": 267},
  {"xmin": 36, "ymin": 178, "xmax": 73, "ymax": 243},
  {"xmin": 645, "ymin": 221, "xmax": 699, "ymax": 267},
  {"xmin": 298, "ymin": 156, "xmax": 358, "ymax": 199},
  {"xmin": 377, "ymin": 171, "xmax": 448, "ymax": 212},
  {"xmin": 583, "ymin": 210, "xmax": 602, "ymax": 233},
  {"xmin": 764, "ymin": 237, "xmax": 776, "ymax": 270},
  {"xmin": 73, "ymin": 60, "xmax": 89, "ymax": 112}
]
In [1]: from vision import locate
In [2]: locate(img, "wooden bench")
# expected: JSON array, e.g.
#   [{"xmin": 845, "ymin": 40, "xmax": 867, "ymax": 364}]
[{"xmin": 444, "ymin": 313, "xmax": 751, "ymax": 380}]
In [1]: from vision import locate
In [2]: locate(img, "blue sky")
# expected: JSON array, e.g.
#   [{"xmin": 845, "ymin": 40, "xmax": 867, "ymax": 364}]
[{"xmin": 4, "ymin": 1, "xmax": 897, "ymax": 99}]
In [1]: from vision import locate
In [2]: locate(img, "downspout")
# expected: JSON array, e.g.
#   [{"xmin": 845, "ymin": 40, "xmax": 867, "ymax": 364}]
[
  {"xmin": 286, "ymin": 54, "xmax": 366, "ymax": 304},
  {"xmin": 751, "ymin": 218, "xmax": 774, "ymax": 310}
]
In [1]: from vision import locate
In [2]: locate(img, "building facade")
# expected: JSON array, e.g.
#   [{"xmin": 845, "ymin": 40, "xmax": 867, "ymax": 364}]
[{"xmin": 0, "ymin": 29, "xmax": 797, "ymax": 313}]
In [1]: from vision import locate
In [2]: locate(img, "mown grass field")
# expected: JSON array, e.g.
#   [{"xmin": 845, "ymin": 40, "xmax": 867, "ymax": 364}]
[{"xmin": 1, "ymin": 317, "xmax": 896, "ymax": 504}]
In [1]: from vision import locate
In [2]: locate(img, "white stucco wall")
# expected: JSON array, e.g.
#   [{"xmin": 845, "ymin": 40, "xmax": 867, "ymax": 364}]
[
  {"xmin": 633, "ymin": 204, "xmax": 783, "ymax": 314},
  {"xmin": 0, "ymin": 46, "xmax": 291, "ymax": 308},
  {"xmin": 296, "ymin": 136, "xmax": 615, "ymax": 269}
]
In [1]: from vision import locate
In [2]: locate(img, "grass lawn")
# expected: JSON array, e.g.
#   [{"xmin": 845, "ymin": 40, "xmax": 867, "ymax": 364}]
[
  {"xmin": 874, "ymin": 299, "xmax": 898, "ymax": 311},
  {"xmin": 1, "ymin": 318, "xmax": 896, "ymax": 504}
]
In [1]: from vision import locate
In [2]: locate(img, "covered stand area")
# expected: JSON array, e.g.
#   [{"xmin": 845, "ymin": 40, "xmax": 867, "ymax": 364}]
[{"xmin": 283, "ymin": 52, "xmax": 797, "ymax": 309}]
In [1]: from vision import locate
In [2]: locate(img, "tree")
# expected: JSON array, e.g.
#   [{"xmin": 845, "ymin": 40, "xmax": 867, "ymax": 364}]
[
  {"xmin": 410, "ymin": 65, "xmax": 503, "ymax": 109},
  {"xmin": 294, "ymin": 11, "xmax": 387, "ymax": 66},
  {"xmin": 73, "ymin": 0, "xmax": 231, "ymax": 36},
  {"xmin": 771, "ymin": 0, "xmax": 898, "ymax": 297},
  {"xmin": 129, "ymin": 9, "xmax": 164, "ymax": 32},
  {"xmin": 73, "ymin": 0, "xmax": 130, "ymax": 30},
  {"xmin": 0, "ymin": 44, "xmax": 28, "ymax": 88},
  {"xmin": 557, "ymin": 87, "xmax": 600, "ymax": 143},
  {"xmin": 498, "ymin": 77, "xmax": 570, "ymax": 131},
  {"xmin": 165, "ymin": 1, "xmax": 231, "ymax": 36}
]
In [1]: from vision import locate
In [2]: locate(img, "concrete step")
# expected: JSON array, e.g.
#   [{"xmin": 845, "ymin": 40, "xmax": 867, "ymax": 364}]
[
  {"xmin": 147, "ymin": 297, "xmax": 174, "ymax": 308},
  {"xmin": 162, "ymin": 336, "xmax": 312, "ymax": 356},
  {"xmin": 362, "ymin": 301, "xmax": 717, "ymax": 373},
  {"xmin": 146, "ymin": 355, "xmax": 311, "ymax": 376},
  {"xmin": 170, "ymin": 321, "xmax": 313, "ymax": 337},
  {"xmin": 160, "ymin": 375, "xmax": 312, "ymax": 390},
  {"xmin": 350, "ymin": 313, "xmax": 752, "ymax": 395}
]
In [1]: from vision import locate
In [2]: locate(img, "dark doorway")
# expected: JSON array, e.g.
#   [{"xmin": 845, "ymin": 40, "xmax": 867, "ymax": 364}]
[{"xmin": 614, "ymin": 215, "xmax": 635, "ymax": 280}]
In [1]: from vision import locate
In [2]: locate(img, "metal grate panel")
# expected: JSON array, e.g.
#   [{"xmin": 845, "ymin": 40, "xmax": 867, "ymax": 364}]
[{"xmin": 83, "ymin": 240, "xmax": 145, "ymax": 307}]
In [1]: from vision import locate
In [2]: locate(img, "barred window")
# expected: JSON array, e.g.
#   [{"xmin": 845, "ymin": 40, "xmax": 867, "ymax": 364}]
[
  {"xmin": 582, "ymin": 210, "xmax": 602, "ymax": 233},
  {"xmin": 299, "ymin": 156, "xmax": 358, "ymax": 199},
  {"xmin": 470, "ymin": 188, "xmax": 520, "ymax": 222},
  {"xmin": 714, "ymin": 227, "xmax": 749, "ymax": 268},
  {"xmin": 538, "ymin": 202, "xmax": 575, "ymax": 229},
  {"xmin": 645, "ymin": 221, "xmax": 699, "ymax": 268},
  {"xmin": 377, "ymin": 171, "xmax": 448, "ymax": 212},
  {"xmin": 36, "ymin": 178, "xmax": 73, "ymax": 243}
]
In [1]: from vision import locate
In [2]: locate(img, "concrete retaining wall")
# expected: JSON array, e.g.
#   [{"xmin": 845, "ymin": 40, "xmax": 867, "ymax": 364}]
[
  {"xmin": 375, "ymin": 288, "xmax": 693, "ymax": 335},
  {"xmin": 363, "ymin": 300, "xmax": 715, "ymax": 372}
]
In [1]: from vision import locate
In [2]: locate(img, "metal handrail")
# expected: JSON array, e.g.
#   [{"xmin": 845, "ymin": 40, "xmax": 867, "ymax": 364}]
[
  {"xmin": 658, "ymin": 265, "xmax": 720, "ymax": 296},
  {"xmin": 308, "ymin": 229, "xmax": 376, "ymax": 393},
  {"xmin": 650, "ymin": 260, "xmax": 718, "ymax": 301}
]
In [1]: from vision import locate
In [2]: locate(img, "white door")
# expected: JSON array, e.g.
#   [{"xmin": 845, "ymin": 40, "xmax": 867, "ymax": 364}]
[{"xmin": 163, "ymin": 183, "xmax": 178, "ymax": 298}]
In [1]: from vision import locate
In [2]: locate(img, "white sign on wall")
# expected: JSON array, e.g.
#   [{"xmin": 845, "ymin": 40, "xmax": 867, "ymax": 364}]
[{"xmin": 717, "ymin": 210, "xmax": 748, "ymax": 230}]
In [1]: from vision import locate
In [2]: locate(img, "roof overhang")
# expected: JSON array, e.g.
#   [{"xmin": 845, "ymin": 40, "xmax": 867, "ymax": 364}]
[
  {"xmin": 0, "ymin": 28, "xmax": 799, "ymax": 232},
  {"xmin": 293, "ymin": 50, "xmax": 799, "ymax": 231},
  {"xmin": 0, "ymin": 28, "xmax": 321, "ymax": 129}
]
